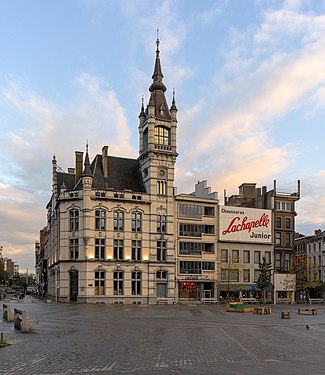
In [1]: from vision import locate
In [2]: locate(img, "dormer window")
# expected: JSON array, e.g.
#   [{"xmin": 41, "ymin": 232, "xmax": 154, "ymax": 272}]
[
  {"xmin": 155, "ymin": 126, "xmax": 170, "ymax": 145},
  {"xmin": 159, "ymin": 104, "xmax": 165, "ymax": 115}
]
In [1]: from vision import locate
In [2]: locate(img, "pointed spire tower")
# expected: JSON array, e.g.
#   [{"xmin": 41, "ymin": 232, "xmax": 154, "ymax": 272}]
[{"xmin": 138, "ymin": 32, "xmax": 178, "ymax": 196}]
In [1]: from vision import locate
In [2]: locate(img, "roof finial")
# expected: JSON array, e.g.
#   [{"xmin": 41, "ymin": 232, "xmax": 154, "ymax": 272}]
[
  {"xmin": 156, "ymin": 28, "xmax": 160, "ymax": 54},
  {"xmin": 86, "ymin": 140, "xmax": 89, "ymax": 153}
]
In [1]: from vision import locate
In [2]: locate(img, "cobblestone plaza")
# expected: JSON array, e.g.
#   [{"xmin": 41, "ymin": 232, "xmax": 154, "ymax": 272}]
[{"xmin": 1, "ymin": 298, "xmax": 325, "ymax": 375}]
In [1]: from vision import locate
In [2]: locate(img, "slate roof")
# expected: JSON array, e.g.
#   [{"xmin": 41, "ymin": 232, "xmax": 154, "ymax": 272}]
[{"xmin": 58, "ymin": 154, "xmax": 145, "ymax": 193}]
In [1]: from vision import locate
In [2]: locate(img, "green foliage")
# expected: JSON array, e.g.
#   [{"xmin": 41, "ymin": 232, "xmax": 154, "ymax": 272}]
[
  {"xmin": 256, "ymin": 257, "xmax": 272, "ymax": 292},
  {"xmin": 290, "ymin": 255, "xmax": 322, "ymax": 292}
]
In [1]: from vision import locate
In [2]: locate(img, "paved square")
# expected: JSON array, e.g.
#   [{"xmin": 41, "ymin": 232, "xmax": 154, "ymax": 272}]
[{"xmin": 1, "ymin": 297, "xmax": 325, "ymax": 374}]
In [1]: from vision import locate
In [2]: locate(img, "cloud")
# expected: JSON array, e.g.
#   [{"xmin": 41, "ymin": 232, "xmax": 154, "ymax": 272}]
[
  {"xmin": 175, "ymin": 4, "xmax": 325, "ymax": 203},
  {"xmin": 0, "ymin": 73, "xmax": 134, "ymax": 271}
]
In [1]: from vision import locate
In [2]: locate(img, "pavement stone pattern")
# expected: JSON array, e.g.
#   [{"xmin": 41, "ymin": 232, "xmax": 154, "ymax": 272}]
[{"xmin": 1, "ymin": 297, "xmax": 325, "ymax": 374}]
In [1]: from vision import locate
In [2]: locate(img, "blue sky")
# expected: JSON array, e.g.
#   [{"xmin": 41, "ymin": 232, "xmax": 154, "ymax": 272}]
[{"xmin": 0, "ymin": 0, "xmax": 325, "ymax": 272}]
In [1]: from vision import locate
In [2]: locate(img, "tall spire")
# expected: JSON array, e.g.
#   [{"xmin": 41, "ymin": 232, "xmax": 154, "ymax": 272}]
[
  {"xmin": 82, "ymin": 143, "xmax": 92, "ymax": 177},
  {"xmin": 148, "ymin": 31, "xmax": 171, "ymax": 121},
  {"xmin": 150, "ymin": 29, "xmax": 166, "ymax": 93}
]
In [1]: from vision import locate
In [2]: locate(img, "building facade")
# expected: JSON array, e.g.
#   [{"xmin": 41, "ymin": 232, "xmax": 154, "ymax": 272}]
[
  {"xmin": 218, "ymin": 205, "xmax": 273, "ymax": 300},
  {"xmin": 294, "ymin": 229, "xmax": 325, "ymax": 300},
  {"xmin": 225, "ymin": 181, "xmax": 300, "ymax": 302},
  {"xmin": 37, "ymin": 40, "xmax": 300, "ymax": 304}
]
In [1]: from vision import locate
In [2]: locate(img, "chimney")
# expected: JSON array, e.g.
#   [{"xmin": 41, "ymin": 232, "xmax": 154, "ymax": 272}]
[
  {"xmin": 75, "ymin": 151, "xmax": 83, "ymax": 185},
  {"xmin": 102, "ymin": 146, "xmax": 109, "ymax": 178},
  {"xmin": 315, "ymin": 229, "xmax": 321, "ymax": 236}
]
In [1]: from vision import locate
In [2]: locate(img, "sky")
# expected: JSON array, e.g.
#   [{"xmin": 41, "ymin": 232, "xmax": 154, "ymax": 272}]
[{"xmin": 0, "ymin": 0, "xmax": 325, "ymax": 272}]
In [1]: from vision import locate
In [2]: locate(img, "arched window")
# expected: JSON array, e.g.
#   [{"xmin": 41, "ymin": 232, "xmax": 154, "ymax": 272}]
[
  {"xmin": 94, "ymin": 270, "xmax": 105, "ymax": 295},
  {"xmin": 131, "ymin": 271, "xmax": 142, "ymax": 295},
  {"xmin": 114, "ymin": 211, "xmax": 124, "ymax": 231},
  {"xmin": 113, "ymin": 270, "xmax": 124, "ymax": 295},
  {"xmin": 132, "ymin": 212, "xmax": 142, "ymax": 232},
  {"xmin": 154, "ymin": 126, "xmax": 170, "ymax": 145},
  {"xmin": 95, "ymin": 209, "xmax": 106, "ymax": 230},
  {"xmin": 156, "ymin": 270, "xmax": 167, "ymax": 279}
]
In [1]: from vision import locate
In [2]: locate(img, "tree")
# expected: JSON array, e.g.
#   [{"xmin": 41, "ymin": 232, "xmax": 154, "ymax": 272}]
[
  {"xmin": 291, "ymin": 254, "xmax": 321, "ymax": 296},
  {"xmin": 256, "ymin": 257, "xmax": 272, "ymax": 303}
]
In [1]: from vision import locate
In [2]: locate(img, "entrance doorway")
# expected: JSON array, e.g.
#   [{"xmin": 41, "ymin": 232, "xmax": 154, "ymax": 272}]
[{"xmin": 69, "ymin": 270, "xmax": 78, "ymax": 302}]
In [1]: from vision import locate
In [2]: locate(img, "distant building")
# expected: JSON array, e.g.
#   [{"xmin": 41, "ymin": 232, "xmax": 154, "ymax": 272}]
[{"xmin": 294, "ymin": 229, "xmax": 325, "ymax": 299}]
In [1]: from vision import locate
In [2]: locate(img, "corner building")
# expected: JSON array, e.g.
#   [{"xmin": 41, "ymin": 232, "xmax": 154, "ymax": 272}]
[{"xmin": 41, "ymin": 40, "xmax": 179, "ymax": 303}]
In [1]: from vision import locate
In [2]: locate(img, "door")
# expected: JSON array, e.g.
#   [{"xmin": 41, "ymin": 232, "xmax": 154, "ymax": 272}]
[
  {"xmin": 70, "ymin": 270, "xmax": 78, "ymax": 302},
  {"xmin": 156, "ymin": 283, "xmax": 167, "ymax": 298}
]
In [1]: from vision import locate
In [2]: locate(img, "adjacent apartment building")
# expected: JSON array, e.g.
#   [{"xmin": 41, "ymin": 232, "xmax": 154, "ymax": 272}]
[{"xmin": 225, "ymin": 181, "xmax": 300, "ymax": 303}]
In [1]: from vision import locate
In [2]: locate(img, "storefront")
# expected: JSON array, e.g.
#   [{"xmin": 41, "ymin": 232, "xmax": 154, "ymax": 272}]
[{"xmin": 178, "ymin": 280, "xmax": 214, "ymax": 301}]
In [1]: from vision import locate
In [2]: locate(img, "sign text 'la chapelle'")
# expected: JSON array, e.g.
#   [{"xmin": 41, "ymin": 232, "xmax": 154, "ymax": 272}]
[{"xmin": 219, "ymin": 207, "xmax": 272, "ymax": 243}]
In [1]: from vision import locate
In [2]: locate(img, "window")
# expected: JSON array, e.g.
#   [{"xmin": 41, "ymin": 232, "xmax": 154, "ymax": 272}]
[
  {"xmin": 156, "ymin": 270, "xmax": 167, "ymax": 279},
  {"xmin": 265, "ymin": 251, "xmax": 271, "ymax": 264},
  {"xmin": 179, "ymin": 261, "xmax": 202, "ymax": 274},
  {"xmin": 285, "ymin": 233, "xmax": 291, "ymax": 247},
  {"xmin": 114, "ymin": 211, "xmax": 124, "ymax": 231},
  {"xmin": 202, "ymin": 262, "xmax": 215, "ymax": 271},
  {"xmin": 254, "ymin": 251, "xmax": 261, "ymax": 264},
  {"xmin": 143, "ymin": 128, "xmax": 148, "ymax": 149},
  {"xmin": 221, "ymin": 249, "xmax": 228, "ymax": 263},
  {"xmin": 114, "ymin": 239, "xmax": 124, "ymax": 260},
  {"xmin": 223, "ymin": 269, "xmax": 239, "ymax": 282},
  {"xmin": 276, "ymin": 217, "xmax": 282, "ymax": 229},
  {"xmin": 204, "ymin": 207, "xmax": 215, "ymax": 216},
  {"xmin": 157, "ymin": 241, "xmax": 167, "ymax": 261},
  {"xmin": 285, "ymin": 218, "xmax": 291, "ymax": 230},
  {"xmin": 94, "ymin": 271, "xmax": 105, "ymax": 295},
  {"xmin": 179, "ymin": 204, "xmax": 203, "ymax": 219},
  {"xmin": 154, "ymin": 126, "xmax": 170, "ymax": 145},
  {"xmin": 254, "ymin": 270, "xmax": 260, "ymax": 282},
  {"xmin": 179, "ymin": 224, "xmax": 215, "ymax": 237},
  {"xmin": 230, "ymin": 269, "xmax": 239, "ymax": 282},
  {"xmin": 179, "ymin": 224, "xmax": 201, "ymax": 237},
  {"xmin": 276, "ymin": 252, "xmax": 282, "ymax": 272},
  {"xmin": 232, "ymin": 250, "xmax": 239, "ymax": 263},
  {"xmin": 157, "ymin": 181, "xmax": 167, "ymax": 195},
  {"xmin": 113, "ymin": 270, "xmax": 124, "ymax": 295},
  {"xmin": 276, "ymin": 201, "xmax": 292, "ymax": 211},
  {"xmin": 95, "ymin": 238, "xmax": 105, "ymax": 260},
  {"xmin": 221, "ymin": 269, "xmax": 228, "ymax": 281},
  {"xmin": 69, "ymin": 209, "xmax": 79, "ymax": 231},
  {"xmin": 95, "ymin": 210, "xmax": 106, "ymax": 230},
  {"xmin": 157, "ymin": 215, "xmax": 167, "ymax": 233},
  {"xmin": 69, "ymin": 239, "xmax": 79, "ymax": 260},
  {"xmin": 132, "ymin": 240, "xmax": 142, "ymax": 261},
  {"xmin": 179, "ymin": 242, "xmax": 214, "ymax": 256},
  {"xmin": 243, "ymin": 269, "xmax": 250, "ymax": 282},
  {"xmin": 131, "ymin": 212, "xmax": 142, "ymax": 232},
  {"xmin": 131, "ymin": 271, "xmax": 142, "ymax": 295},
  {"xmin": 243, "ymin": 250, "xmax": 250, "ymax": 263},
  {"xmin": 284, "ymin": 253, "xmax": 291, "ymax": 271},
  {"xmin": 275, "ymin": 232, "xmax": 281, "ymax": 246}
]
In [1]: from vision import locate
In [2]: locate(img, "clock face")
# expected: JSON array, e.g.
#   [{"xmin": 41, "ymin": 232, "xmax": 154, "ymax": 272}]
[{"xmin": 159, "ymin": 169, "xmax": 166, "ymax": 177}]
